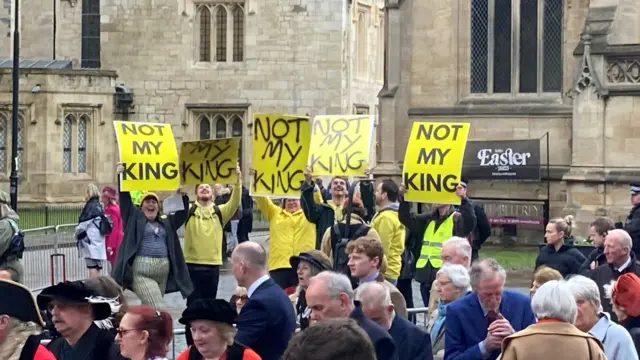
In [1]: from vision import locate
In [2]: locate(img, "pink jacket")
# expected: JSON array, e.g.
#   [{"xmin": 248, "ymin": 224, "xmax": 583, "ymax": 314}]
[{"xmin": 104, "ymin": 202, "xmax": 123, "ymax": 266}]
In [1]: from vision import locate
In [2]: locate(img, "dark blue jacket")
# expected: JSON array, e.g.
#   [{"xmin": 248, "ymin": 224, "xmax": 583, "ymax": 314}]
[
  {"xmin": 389, "ymin": 314, "xmax": 432, "ymax": 360},
  {"xmin": 350, "ymin": 302, "xmax": 398, "ymax": 360},
  {"xmin": 444, "ymin": 290, "xmax": 536, "ymax": 360},
  {"xmin": 235, "ymin": 278, "xmax": 296, "ymax": 360}
]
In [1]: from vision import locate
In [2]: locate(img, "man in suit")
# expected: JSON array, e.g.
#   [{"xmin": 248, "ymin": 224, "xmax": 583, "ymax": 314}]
[
  {"xmin": 444, "ymin": 259, "xmax": 536, "ymax": 360},
  {"xmin": 231, "ymin": 242, "xmax": 296, "ymax": 360},
  {"xmin": 306, "ymin": 271, "xmax": 399, "ymax": 360},
  {"xmin": 355, "ymin": 281, "xmax": 432, "ymax": 360}
]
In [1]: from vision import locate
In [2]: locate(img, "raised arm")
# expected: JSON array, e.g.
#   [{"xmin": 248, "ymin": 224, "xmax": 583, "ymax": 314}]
[
  {"xmin": 360, "ymin": 180, "xmax": 376, "ymax": 223},
  {"xmin": 168, "ymin": 192, "xmax": 190, "ymax": 230},
  {"xmin": 398, "ymin": 195, "xmax": 432, "ymax": 236},
  {"xmin": 116, "ymin": 164, "xmax": 136, "ymax": 230},
  {"xmin": 253, "ymin": 196, "xmax": 279, "ymax": 221},
  {"xmin": 301, "ymin": 179, "xmax": 322, "ymax": 224},
  {"xmin": 220, "ymin": 169, "xmax": 242, "ymax": 224}
]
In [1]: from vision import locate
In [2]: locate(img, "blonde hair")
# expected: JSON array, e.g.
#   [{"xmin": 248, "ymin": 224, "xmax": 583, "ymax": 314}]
[
  {"xmin": 549, "ymin": 215, "xmax": 574, "ymax": 238},
  {"xmin": 215, "ymin": 321, "xmax": 237, "ymax": 346},
  {"xmin": 533, "ymin": 266, "xmax": 563, "ymax": 285},
  {"xmin": 86, "ymin": 183, "xmax": 101, "ymax": 199},
  {"xmin": 234, "ymin": 286, "xmax": 247, "ymax": 297}
]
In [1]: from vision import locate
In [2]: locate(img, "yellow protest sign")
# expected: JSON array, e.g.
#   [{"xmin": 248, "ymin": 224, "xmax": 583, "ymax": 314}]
[
  {"xmin": 252, "ymin": 114, "xmax": 310, "ymax": 197},
  {"xmin": 113, "ymin": 121, "xmax": 180, "ymax": 192},
  {"xmin": 179, "ymin": 138, "xmax": 239, "ymax": 185},
  {"xmin": 402, "ymin": 122, "xmax": 470, "ymax": 205},
  {"xmin": 307, "ymin": 115, "xmax": 373, "ymax": 176}
]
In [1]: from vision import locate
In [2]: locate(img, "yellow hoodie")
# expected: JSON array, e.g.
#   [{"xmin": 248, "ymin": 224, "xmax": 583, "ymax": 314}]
[
  {"xmin": 183, "ymin": 182, "xmax": 241, "ymax": 266},
  {"xmin": 255, "ymin": 197, "xmax": 316, "ymax": 271},
  {"xmin": 370, "ymin": 207, "xmax": 405, "ymax": 280}
]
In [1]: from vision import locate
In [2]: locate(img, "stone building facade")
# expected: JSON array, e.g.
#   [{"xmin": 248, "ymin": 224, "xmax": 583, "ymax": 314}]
[
  {"xmin": 0, "ymin": 0, "xmax": 384, "ymax": 202},
  {"xmin": 379, "ymin": 0, "xmax": 640, "ymax": 238}
]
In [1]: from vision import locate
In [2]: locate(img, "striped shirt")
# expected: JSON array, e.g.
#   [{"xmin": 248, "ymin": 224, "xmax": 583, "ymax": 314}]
[{"xmin": 138, "ymin": 222, "xmax": 168, "ymax": 258}]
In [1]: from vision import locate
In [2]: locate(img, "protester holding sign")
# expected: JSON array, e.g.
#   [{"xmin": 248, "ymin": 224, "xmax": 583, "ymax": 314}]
[
  {"xmin": 250, "ymin": 169, "xmax": 316, "ymax": 292},
  {"xmin": 184, "ymin": 166, "xmax": 242, "ymax": 308},
  {"xmin": 112, "ymin": 163, "xmax": 193, "ymax": 309},
  {"xmin": 398, "ymin": 184, "xmax": 475, "ymax": 307}
]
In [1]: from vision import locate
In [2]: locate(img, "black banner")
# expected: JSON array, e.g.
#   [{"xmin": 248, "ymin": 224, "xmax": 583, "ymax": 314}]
[{"xmin": 463, "ymin": 140, "xmax": 541, "ymax": 180}]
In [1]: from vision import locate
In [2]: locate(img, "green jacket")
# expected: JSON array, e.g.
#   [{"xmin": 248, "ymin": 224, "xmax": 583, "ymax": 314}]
[{"xmin": 0, "ymin": 207, "xmax": 23, "ymax": 283}]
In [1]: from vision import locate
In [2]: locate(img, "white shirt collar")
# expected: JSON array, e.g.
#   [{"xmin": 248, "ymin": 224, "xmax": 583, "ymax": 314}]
[
  {"xmin": 616, "ymin": 256, "xmax": 632, "ymax": 272},
  {"xmin": 247, "ymin": 274, "xmax": 270, "ymax": 298}
]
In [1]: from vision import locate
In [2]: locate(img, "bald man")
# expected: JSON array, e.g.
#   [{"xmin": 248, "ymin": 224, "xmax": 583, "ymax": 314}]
[
  {"xmin": 231, "ymin": 242, "xmax": 296, "ymax": 360},
  {"xmin": 356, "ymin": 282, "xmax": 432, "ymax": 360}
]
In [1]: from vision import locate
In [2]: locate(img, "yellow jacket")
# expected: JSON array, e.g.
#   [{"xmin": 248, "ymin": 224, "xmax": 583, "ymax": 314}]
[
  {"xmin": 256, "ymin": 197, "xmax": 316, "ymax": 271},
  {"xmin": 183, "ymin": 182, "xmax": 241, "ymax": 266},
  {"xmin": 370, "ymin": 207, "xmax": 406, "ymax": 280}
]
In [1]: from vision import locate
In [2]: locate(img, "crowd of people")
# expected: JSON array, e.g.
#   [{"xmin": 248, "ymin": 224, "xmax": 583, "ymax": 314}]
[{"xmin": 4, "ymin": 161, "xmax": 640, "ymax": 360}]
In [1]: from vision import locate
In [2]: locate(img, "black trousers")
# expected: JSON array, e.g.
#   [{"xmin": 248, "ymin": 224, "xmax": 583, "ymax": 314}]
[
  {"xmin": 397, "ymin": 278, "xmax": 414, "ymax": 309},
  {"xmin": 270, "ymin": 268, "xmax": 298, "ymax": 289},
  {"xmin": 185, "ymin": 263, "xmax": 220, "ymax": 346}
]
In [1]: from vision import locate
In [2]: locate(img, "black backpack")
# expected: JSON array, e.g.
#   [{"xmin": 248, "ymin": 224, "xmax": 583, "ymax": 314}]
[
  {"xmin": 0, "ymin": 219, "xmax": 24, "ymax": 264},
  {"xmin": 95, "ymin": 214, "xmax": 113, "ymax": 235},
  {"xmin": 330, "ymin": 222, "xmax": 371, "ymax": 283},
  {"xmin": 186, "ymin": 203, "xmax": 223, "ymax": 225}
]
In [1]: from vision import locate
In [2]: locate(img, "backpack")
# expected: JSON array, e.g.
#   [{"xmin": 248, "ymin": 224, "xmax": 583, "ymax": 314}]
[
  {"xmin": 330, "ymin": 223, "xmax": 371, "ymax": 285},
  {"xmin": 0, "ymin": 219, "xmax": 24, "ymax": 264},
  {"xmin": 186, "ymin": 203, "xmax": 223, "ymax": 225},
  {"xmin": 96, "ymin": 214, "xmax": 113, "ymax": 236}
]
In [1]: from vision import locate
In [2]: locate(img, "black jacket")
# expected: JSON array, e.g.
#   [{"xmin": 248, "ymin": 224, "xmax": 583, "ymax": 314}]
[
  {"xmin": 112, "ymin": 189, "xmax": 194, "ymax": 298},
  {"xmin": 589, "ymin": 253, "xmax": 640, "ymax": 321},
  {"xmin": 624, "ymin": 204, "xmax": 640, "ymax": 259},
  {"xmin": 470, "ymin": 203, "xmax": 491, "ymax": 251},
  {"xmin": 238, "ymin": 186, "xmax": 253, "ymax": 241},
  {"xmin": 47, "ymin": 324, "xmax": 123, "ymax": 360},
  {"xmin": 535, "ymin": 243, "xmax": 586, "ymax": 277},
  {"xmin": 350, "ymin": 302, "xmax": 398, "ymax": 360},
  {"xmin": 578, "ymin": 246, "xmax": 606, "ymax": 275},
  {"xmin": 623, "ymin": 316, "xmax": 640, "ymax": 357}
]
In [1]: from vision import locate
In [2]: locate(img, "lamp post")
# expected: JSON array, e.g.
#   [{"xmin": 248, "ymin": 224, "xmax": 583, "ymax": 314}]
[{"xmin": 10, "ymin": 0, "xmax": 20, "ymax": 210}]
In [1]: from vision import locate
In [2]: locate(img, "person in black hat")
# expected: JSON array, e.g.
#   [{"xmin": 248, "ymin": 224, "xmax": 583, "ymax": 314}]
[
  {"xmin": 36, "ymin": 280, "xmax": 124, "ymax": 360},
  {"xmin": 0, "ymin": 279, "xmax": 56, "ymax": 360},
  {"xmin": 289, "ymin": 250, "xmax": 332, "ymax": 330},
  {"xmin": 617, "ymin": 184, "xmax": 640, "ymax": 259},
  {"xmin": 176, "ymin": 299, "xmax": 261, "ymax": 360}
]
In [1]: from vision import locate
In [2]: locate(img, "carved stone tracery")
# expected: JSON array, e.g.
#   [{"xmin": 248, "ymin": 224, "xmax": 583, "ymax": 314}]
[{"xmin": 606, "ymin": 59, "xmax": 640, "ymax": 84}]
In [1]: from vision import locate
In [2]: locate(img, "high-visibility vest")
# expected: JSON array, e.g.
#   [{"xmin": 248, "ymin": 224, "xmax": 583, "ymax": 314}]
[{"xmin": 416, "ymin": 213, "xmax": 455, "ymax": 269}]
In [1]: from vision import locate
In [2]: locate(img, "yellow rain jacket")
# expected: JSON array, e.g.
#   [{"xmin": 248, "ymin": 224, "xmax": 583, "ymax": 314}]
[
  {"xmin": 370, "ymin": 206, "xmax": 406, "ymax": 280},
  {"xmin": 255, "ymin": 197, "xmax": 316, "ymax": 271},
  {"xmin": 183, "ymin": 181, "xmax": 241, "ymax": 266}
]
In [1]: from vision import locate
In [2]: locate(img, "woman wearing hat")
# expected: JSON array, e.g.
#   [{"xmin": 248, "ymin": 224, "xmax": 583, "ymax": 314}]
[
  {"xmin": 607, "ymin": 272, "xmax": 640, "ymax": 354},
  {"xmin": 113, "ymin": 163, "xmax": 193, "ymax": 309},
  {"xmin": 176, "ymin": 299, "xmax": 261, "ymax": 360},
  {"xmin": 103, "ymin": 186, "xmax": 123, "ymax": 268},
  {"xmin": 289, "ymin": 250, "xmax": 332, "ymax": 330}
]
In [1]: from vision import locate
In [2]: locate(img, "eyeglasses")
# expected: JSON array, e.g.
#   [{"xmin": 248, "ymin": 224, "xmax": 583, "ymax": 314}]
[
  {"xmin": 116, "ymin": 328, "xmax": 140, "ymax": 336},
  {"xmin": 235, "ymin": 295, "xmax": 248, "ymax": 302}
]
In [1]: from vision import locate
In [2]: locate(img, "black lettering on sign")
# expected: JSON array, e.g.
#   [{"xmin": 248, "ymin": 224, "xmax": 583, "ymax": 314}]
[
  {"xmin": 180, "ymin": 140, "xmax": 236, "ymax": 183},
  {"xmin": 253, "ymin": 116, "xmax": 308, "ymax": 193},
  {"xmin": 416, "ymin": 123, "xmax": 463, "ymax": 141},
  {"xmin": 417, "ymin": 148, "xmax": 451, "ymax": 165},
  {"xmin": 120, "ymin": 122, "xmax": 166, "ymax": 136},
  {"xmin": 132, "ymin": 141, "xmax": 163, "ymax": 155},
  {"xmin": 310, "ymin": 116, "xmax": 368, "ymax": 173},
  {"xmin": 121, "ymin": 162, "xmax": 179, "ymax": 181},
  {"xmin": 403, "ymin": 172, "xmax": 458, "ymax": 193}
]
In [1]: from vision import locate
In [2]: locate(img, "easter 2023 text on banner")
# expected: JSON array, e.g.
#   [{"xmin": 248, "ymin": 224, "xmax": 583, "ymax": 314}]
[
  {"xmin": 307, "ymin": 115, "xmax": 373, "ymax": 176},
  {"xmin": 402, "ymin": 122, "xmax": 470, "ymax": 205},
  {"xmin": 252, "ymin": 114, "xmax": 310, "ymax": 197},
  {"xmin": 113, "ymin": 121, "xmax": 180, "ymax": 192},
  {"xmin": 179, "ymin": 138, "xmax": 239, "ymax": 186}
]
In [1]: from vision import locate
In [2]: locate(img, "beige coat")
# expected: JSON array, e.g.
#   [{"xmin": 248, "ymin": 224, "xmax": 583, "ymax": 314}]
[{"xmin": 497, "ymin": 321, "xmax": 606, "ymax": 360}]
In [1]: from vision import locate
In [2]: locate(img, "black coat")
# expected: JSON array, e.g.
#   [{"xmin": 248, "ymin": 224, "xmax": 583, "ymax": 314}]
[
  {"xmin": 623, "ymin": 316, "xmax": 640, "ymax": 357},
  {"xmin": 112, "ymin": 190, "xmax": 194, "ymax": 298},
  {"xmin": 624, "ymin": 205, "xmax": 640, "ymax": 259},
  {"xmin": 578, "ymin": 247, "xmax": 606, "ymax": 275},
  {"xmin": 238, "ymin": 187, "xmax": 253, "ymax": 241},
  {"xmin": 47, "ymin": 324, "xmax": 124, "ymax": 360},
  {"xmin": 535, "ymin": 243, "xmax": 586, "ymax": 277},
  {"xmin": 470, "ymin": 202, "xmax": 491, "ymax": 251},
  {"xmin": 350, "ymin": 302, "xmax": 398, "ymax": 360},
  {"xmin": 589, "ymin": 253, "xmax": 640, "ymax": 321}
]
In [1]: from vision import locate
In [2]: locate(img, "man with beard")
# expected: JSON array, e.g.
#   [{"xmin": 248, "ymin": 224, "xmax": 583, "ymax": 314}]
[
  {"xmin": 37, "ymin": 280, "xmax": 123, "ymax": 360},
  {"xmin": 0, "ymin": 279, "xmax": 56, "ymax": 360},
  {"xmin": 301, "ymin": 167, "xmax": 375, "ymax": 250}
]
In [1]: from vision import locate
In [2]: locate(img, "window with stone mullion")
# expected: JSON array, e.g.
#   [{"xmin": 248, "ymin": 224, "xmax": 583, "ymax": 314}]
[{"xmin": 470, "ymin": 0, "xmax": 563, "ymax": 95}]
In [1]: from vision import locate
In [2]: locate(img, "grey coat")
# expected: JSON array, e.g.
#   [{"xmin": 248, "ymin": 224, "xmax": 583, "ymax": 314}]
[
  {"xmin": 76, "ymin": 217, "xmax": 107, "ymax": 260},
  {"xmin": 112, "ymin": 190, "xmax": 193, "ymax": 298}
]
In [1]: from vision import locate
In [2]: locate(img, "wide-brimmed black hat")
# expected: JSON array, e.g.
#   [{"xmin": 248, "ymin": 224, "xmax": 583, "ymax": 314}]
[
  {"xmin": 290, "ymin": 250, "xmax": 332, "ymax": 272},
  {"xmin": 178, "ymin": 299, "xmax": 238, "ymax": 326},
  {"xmin": 36, "ymin": 281, "xmax": 113, "ymax": 321},
  {"xmin": 0, "ymin": 279, "xmax": 45, "ymax": 326}
]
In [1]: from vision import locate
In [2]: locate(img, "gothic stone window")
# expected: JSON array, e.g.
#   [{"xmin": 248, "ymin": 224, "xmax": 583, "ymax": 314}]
[
  {"xmin": 196, "ymin": 3, "xmax": 245, "ymax": 63},
  {"xmin": 196, "ymin": 110, "xmax": 245, "ymax": 165},
  {"xmin": 354, "ymin": 104, "xmax": 370, "ymax": 115},
  {"xmin": 81, "ymin": 0, "xmax": 101, "ymax": 68},
  {"xmin": 63, "ymin": 113, "xmax": 90, "ymax": 173},
  {"xmin": 470, "ymin": 0, "xmax": 563, "ymax": 95},
  {"xmin": 356, "ymin": 7, "xmax": 370, "ymax": 79},
  {"xmin": 0, "ymin": 111, "xmax": 24, "ymax": 175},
  {"xmin": 377, "ymin": 10, "xmax": 384, "ymax": 82}
]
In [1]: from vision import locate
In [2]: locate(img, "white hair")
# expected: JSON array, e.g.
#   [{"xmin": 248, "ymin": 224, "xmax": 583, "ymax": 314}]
[
  {"xmin": 354, "ymin": 282, "xmax": 392, "ymax": 308},
  {"xmin": 470, "ymin": 259, "xmax": 506, "ymax": 287},
  {"xmin": 608, "ymin": 229, "xmax": 633, "ymax": 251},
  {"xmin": 313, "ymin": 271, "xmax": 354, "ymax": 300},
  {"xmin": 531, "ymin": 280, "xmax": 577, "ymax": 324},
  {"xmin": 567, "ymin": 275, "xmax": 602, "ymax": 313},
  {"xmin": 603, "ymin": 280, "xmax": 616, "ymax": 300},
  {"xmin": 437, "ymin": 264, "xmax": 471, "ymax": 293},
  {"xmin": 443, "ymin": 236, "xmax": 472, "ymax": 267}
]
